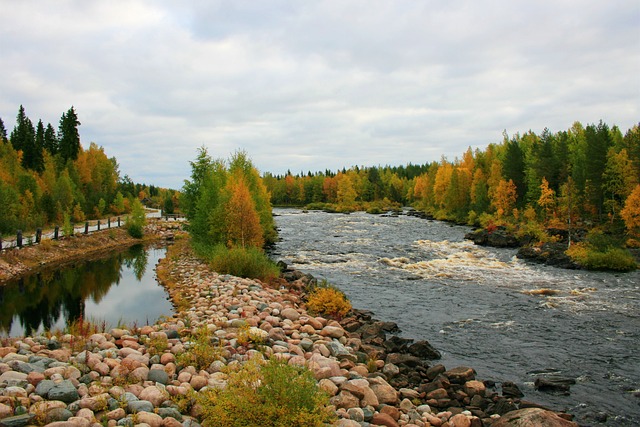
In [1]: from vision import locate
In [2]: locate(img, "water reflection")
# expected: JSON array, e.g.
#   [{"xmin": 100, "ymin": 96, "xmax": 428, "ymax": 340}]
[{"xmin": 0, "ymin": 244, "xmax": 172, "ymax": 337}]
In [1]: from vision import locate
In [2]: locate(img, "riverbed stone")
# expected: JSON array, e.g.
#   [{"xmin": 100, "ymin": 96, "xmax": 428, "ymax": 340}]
[
  {"xmin": 148, "ymin": 369, "xmax": 169, "ymax": 385},
  {"xmin": 47, "ymin": 380, "xmax": 79, "ymax": 403},
  {"xmin": 0, "ymin": 414, "xmax": 35, "ymax": 427},
  {"xmin": 492, "ymin": 408, "xmax": 578, "ymax": 426},
  {"xmin": 127, "ymin": 400, "xmax": 154, "ymax": 414}
]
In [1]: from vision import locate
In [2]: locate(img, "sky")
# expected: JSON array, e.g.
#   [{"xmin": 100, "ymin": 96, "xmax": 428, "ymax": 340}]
[{"xmin": 1, "ymin": 1, "xmax": 638, "ymax": 189}]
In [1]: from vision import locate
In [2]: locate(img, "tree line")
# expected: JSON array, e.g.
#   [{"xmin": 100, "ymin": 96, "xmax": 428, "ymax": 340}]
[
  {"xmin": 0, "ymin": 106, "xmax": 178, "ymax": 235},
  {"xmin": 264, "ymin": 121, "xmax": 640, "ymax": 240}
]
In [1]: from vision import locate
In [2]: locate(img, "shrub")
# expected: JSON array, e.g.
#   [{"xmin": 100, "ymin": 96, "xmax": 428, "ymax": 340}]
[
  {"xmin": 582, "ymin": 248, "xmax": 637, "ymax": 272},
  {"xmin": 126, "ymin": 198, "xmax": 146, "ymax": 238},
  {"xmin": 566, "ymin": 242, "xmax": 637, "ymax": 272},
  {"xmin": 177, "ymin": 326, "xmax": 221, "ymax": 370},
  {"xmin": 306, "ymin": 285, "xmax": 351, "ymax": 319},
  {"xmin": 197, "ymin": 356, "xmax": 334, "ymax": 427},
  {"xmin": 201, "ymin": 243, "xmax": 280, "ymax": 282}
]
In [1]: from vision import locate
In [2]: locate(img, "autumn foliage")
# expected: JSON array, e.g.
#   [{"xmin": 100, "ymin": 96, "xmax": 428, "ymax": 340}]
[
  {"xmin": 621, "ymin": 185, "xmax": 640, "ymax": 236},
  {"xmin": 182, "ymin": 148, "xmax": 279, "ymax": 280},
  {"xmin": 224, "ymin": 174, "xmax": 264, "ymax": 249}
]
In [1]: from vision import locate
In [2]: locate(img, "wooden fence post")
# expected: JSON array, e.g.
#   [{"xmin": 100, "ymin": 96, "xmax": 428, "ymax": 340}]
[
  {"xmin": 36, "ymin": 228, "xmax": 42, "ymax": 244},
  {"xmin": 118, "ymin": 217, "xmax": 121, "ymax": 227},
  {"xmin": 85, "ymin": 222, "xmax": 89, "ymax": 234},
  {"xmin": 108, "ymin": 217, "xmax": 111, "ymax": 228},
  {"xmin": 97, "ymin": 220, "xmax": 101, "ymax": 231},
  {"xmin": 54, "ymin": 226, "xmax": 59, "ymax": 240},
  {"xmin": 0, "ymin": 236, "xmax": 2, "ymax": 251},
  {"xmin": 17, "ymin": 230, "xmax": 23, "ymax": 248}
]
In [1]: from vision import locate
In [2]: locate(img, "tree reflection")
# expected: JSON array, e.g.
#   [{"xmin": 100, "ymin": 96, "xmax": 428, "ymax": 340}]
[{"xmin": 0, "ymin": 244, "xmax": 157, "ymax": 336}]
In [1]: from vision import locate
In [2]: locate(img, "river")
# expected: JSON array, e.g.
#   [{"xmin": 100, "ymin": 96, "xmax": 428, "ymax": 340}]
[{"xmin": 270, "ymin": 208, "xmax": 640, "ymax": 427}]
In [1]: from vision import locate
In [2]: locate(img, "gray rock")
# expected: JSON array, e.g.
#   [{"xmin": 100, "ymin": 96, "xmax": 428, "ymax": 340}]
[
  {"xmin": 326, "ymin": 341, "xmax": 357, "ymax": 361},
  {"xmin": 148, "ymin": 369, "xmax": 169, "ymax": 385},
  {"xmin": 117, "ymin": 418, "xmax": 134, "ymax": 427},
  {"xmin": 157, "ymin": 407, "xmax": 183, "ymax": 420},
  {"xmin": 47, "ymin": 380, "xmax": 79, "ymax": 403},
  {"xmin": 8, "ymin": 361, "xmax": 38, "ymax": 374},
  {"xmin": 0, "ymin": 414, "xmax": 35, "ymax": 427},
  {"xmin": 127, "ymin": 400, "xmax": 154, "ymax": 413},
  {"xmin": 164, "ymin": 329, "xmax": 179, "ymax": 339},
  {"xmin": 108, "ymin": 398, "xmax": 121, "ymax": 411},
  {"xmin": 121, "ymin": 392, "xmax": 139, "ymax": 404},
  {"xmin": 182, "ymin": 419, "xmax": 203, "ymax": 427},
  {"xmin": 45, "ymin": 408, "xmax": 73, "ymax": 423},
  {"xmin": 34, "ymin": 379, "xmax": 56, "ymax": 397},
  {"xmin": 299, "ymin": 338, "xmax": 314, "ymax": 351}
]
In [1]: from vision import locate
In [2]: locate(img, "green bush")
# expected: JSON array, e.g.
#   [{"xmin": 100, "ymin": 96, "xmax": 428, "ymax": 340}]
[
  {"xmin": 197, "ymin": 356, "xmax": 334, "ymax": 427},
  {"xmin": 196, "ymin": 243, "xmax": 280, "ymax": 282},
  {"xmin": 126, "ymin": 198, "xmax": 146, "ymax": 238},
  {"xmin": 581, "ymin": 248, "xmax": 637, "ymax": 272}
]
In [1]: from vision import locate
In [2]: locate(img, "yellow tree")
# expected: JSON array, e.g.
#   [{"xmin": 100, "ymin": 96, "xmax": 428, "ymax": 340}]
[
  {"xmin": 492, "ymin": 179, "xmax": 517, "ymax": 219},
  {"xmin": 336, "ymin": 172, "xmax": 358, "ymax": 210},
  {"xmin": 433, "ymin": 160, "xmax": 453, "ymax": 209},
  {"xmin": 621, "ymin": 184, "xmax": 640, "ymax": 237},
  {"xmin": 224, "ymin": 175, "xmax": 264, "ymax": 249},
  {"xmin": 537, "ymin": 177, "xmax": 556, "ymax": 223}
]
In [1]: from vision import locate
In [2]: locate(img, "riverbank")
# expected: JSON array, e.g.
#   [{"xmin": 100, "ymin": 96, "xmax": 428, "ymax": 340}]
[
  {"xmin": 0, "ymin": 231, "xmax": 579, "ymax": 426},
  {"xmin": 0, "ymin": 220, "xmax": 182, "ymax": 283}
]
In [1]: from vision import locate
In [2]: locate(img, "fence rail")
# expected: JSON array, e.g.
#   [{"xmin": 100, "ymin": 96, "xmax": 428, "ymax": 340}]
[
  {"xmin": 0, "ymin": 217, "xmax": 126, "ymax": 251},
  {"xmin": 0, "ymin": 209, "xmax": 186, "ymax": 251}
]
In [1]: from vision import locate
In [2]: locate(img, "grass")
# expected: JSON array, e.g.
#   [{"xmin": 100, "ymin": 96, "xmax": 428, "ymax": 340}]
[{"xmin": 193, "ymin": 242, "xmax": 280, "ymax": 283}]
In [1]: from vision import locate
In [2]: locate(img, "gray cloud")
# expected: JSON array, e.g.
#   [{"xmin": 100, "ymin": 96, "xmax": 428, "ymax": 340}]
[{"xmin": 1, "ymin": 0, "xmax": 638, "ymax": 188}]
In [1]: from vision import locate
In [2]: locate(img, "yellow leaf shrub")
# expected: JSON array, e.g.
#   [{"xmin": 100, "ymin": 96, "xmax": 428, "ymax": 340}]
[{"xmin": 306, "ymin": 287, "xmax": 352, "ymax": 319}]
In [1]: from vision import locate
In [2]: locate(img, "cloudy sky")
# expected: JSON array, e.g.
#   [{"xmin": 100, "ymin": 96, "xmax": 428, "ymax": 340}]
[{"xmin": 1, "ymin": 1, "xmax": 638, "ymax": 189}]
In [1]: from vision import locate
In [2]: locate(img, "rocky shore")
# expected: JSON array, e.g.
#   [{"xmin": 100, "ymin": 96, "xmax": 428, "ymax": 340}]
[
  {"xmin": 464, "ymin": 227, "xmax": 583, "ymax": 269},
  {"xmin": 0, "ymin": 223, "xmax": 579, "ymax": 427}
]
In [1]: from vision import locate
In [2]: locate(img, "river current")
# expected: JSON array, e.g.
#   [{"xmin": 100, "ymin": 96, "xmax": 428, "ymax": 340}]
[{"xmin": 270, "ymin": 208, "xmax": 640, "ymax": 426}]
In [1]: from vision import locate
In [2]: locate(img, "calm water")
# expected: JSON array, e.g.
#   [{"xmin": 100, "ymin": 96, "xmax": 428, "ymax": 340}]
[
  {"xmin": 0, "ymin": 244, "xmax": 173, "ymax": 337},
  {"xmin": 271, "ymin": 208, "xmax": 640, "ymax": 427}
]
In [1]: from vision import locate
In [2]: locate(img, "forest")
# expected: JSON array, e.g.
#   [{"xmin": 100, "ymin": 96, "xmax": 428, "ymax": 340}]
[
  {"xmin": 264, "ymin": 121, "xmax": 640, "ymax": 270},
  {"xmin": 0, "ymin": 106, "xmax": 178, "ymax": 235},
  {"xmin": 2, "ymin": 105, "xmax": 639, "ymax": 270}
]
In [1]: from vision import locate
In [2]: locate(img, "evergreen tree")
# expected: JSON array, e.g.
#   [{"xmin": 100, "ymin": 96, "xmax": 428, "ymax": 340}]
[
  {"xmin": 44, "ymin": 123, "xmax": 58, "ymax": 155},
  {"xmin": 9, "ymin": 105, "xmax": 35, "ymax": 157},
  {"xmin": 58, "ymin": 106, "xmax": 81, "ymax": 162},
  {"xmin": 0, "ymin": 117, "xmax": 7, "ymax": 143},
  {"xmin": 28, "ymin": 120, "xmax": 46, "ymax": 173},
  {"xmin": 584, "ymin": 121, "xmax": 612, "ymax": 216},
  {"xmin": 502, "ymin": 138, "xmax": 526, "ymax": 206}
]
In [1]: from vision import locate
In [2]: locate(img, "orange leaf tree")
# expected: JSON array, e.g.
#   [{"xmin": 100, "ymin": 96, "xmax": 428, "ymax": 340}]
[
  {"xmin": 223, "ymin": 174, "xmax": 264, "ymax": 249},
  {"xmin": 621, "ymin": 184, "xmax": 640, "ymax": 237}
]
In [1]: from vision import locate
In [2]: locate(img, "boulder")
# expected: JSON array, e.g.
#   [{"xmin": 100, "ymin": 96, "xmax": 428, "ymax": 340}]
[
  {"xmin": 492, "ymin": 408, "xmax": 578, "ymax": 426},
  {"xmin": 408, "ymin": 340, "xmax": 441, "ymax": 360}
]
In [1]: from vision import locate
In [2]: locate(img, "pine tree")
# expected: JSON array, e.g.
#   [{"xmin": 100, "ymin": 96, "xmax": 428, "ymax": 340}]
[
  {"xmin": 58, "ymin": 106, "xmax": 81, "ymax": 162},
  {"xmin": 502, "ymin": 138, "xmax": 526, "ymax": 206},
  {"xmin": 44, "ymin": 123, "xmax": 58, "ymax": 154},
  {"xmin": 0, "ymin": 117, "xmax": 7, "ymax": 143},
  {"xmin": 9, "ymin": 106, "xmax": 36, "ymax": 162},
  {"xmin": 584, "ymin": 121, "xmax": 612, "ymax": 216}
]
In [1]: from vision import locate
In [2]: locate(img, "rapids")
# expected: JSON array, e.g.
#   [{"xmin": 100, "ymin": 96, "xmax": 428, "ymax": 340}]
[{"xmin": 271, "ymin": 208, "xmax": 640, "ymax": 427}]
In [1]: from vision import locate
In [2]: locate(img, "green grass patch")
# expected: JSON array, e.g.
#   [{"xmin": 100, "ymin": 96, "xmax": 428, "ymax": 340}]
[{"xmin": 194, "ymin": 242, "xmax": 280, "ymax": 282}]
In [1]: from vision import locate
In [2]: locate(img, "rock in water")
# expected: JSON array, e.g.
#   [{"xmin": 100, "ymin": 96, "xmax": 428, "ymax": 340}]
[{"xmin": 492, "ymin": 408, "xmax": 578, "ymax": 426}]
